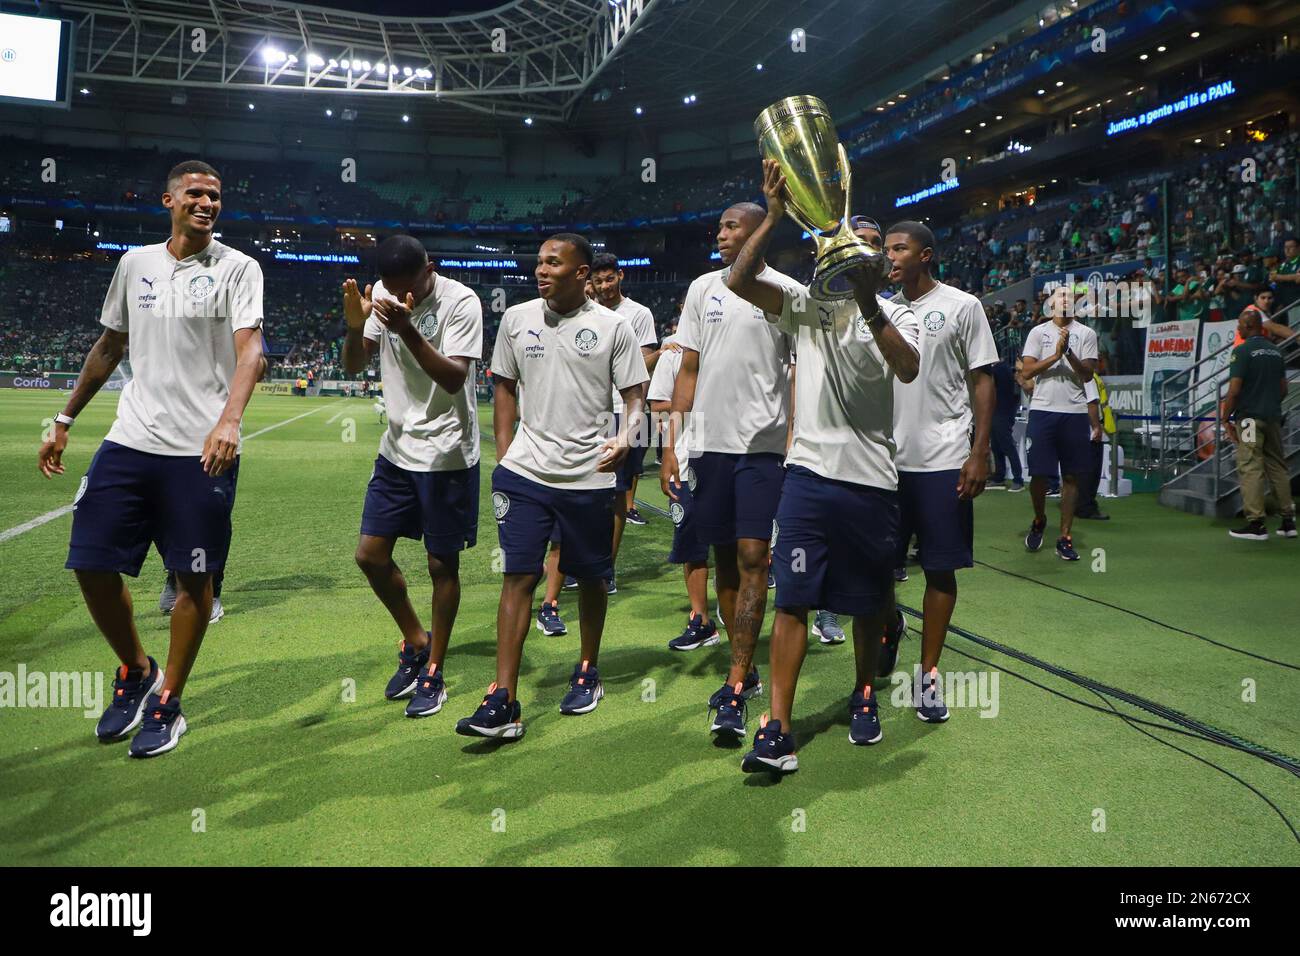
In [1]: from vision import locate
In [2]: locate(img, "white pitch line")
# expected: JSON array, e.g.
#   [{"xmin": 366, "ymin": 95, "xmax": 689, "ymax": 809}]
[
  {"xmin": 0, "ymin": 505, "xmax": 75, "ymax": 544},
  {"xmin": 326, "ymin": 404, "xmax": 349, "ymax": 425},
  {"xmin": 2, "ymin": 400, "xmax": 343, "ymax": 544}
]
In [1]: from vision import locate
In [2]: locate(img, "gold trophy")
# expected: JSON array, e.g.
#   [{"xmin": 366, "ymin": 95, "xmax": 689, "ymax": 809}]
[{"xmin": 754, "ymin": 95, "xmax": 887, "ymax": 301}]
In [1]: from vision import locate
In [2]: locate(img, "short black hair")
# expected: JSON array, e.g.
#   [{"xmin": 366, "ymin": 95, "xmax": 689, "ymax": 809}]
[
  {"xmin": 885, "ymin": 220, "xmax": 936, "ymax": 251},
  {"xmin": 376, "ymin": 234, "xmax": 429, "ymax": 280},
  {"xmin": 546, "ymin": 232, "xmax": 593, "ymax": 265},
  {"xmin": 167, "ymin": 160, "xmax": 221, "ymax": 190},
  {"xmin": 591, "ymin": 252, "xmax": 621, "ymax": 274},
  {"xmin": 725, "ymin": 202, "xmax": 767, "ymax": 228},
  {"xmin": 1284, "ymin": 235, "xmax": 1299, "ymax": 246}
]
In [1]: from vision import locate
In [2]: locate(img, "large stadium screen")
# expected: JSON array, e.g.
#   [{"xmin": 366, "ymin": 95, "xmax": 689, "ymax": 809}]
[{"xmin": 0, "ymin": 12, "xmax": 74, "ymax": 109}]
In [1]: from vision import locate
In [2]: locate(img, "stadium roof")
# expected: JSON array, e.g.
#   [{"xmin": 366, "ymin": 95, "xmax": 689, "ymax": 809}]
[{"xmin": 24, "ymin": 0, "xmax": 1023, "ymax": 135}]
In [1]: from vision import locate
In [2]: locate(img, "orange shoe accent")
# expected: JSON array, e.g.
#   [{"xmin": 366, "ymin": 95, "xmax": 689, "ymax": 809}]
[
  {"xmin": 159, "ymin": 689, "xmax": 171, "ymax": 705},
  {"xmin": 118, "ymin": 664, "xmax": 128, "ymax": 680}
]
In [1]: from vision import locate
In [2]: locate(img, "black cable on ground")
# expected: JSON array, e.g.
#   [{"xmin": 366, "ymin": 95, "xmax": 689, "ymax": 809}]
[{"xmin": 973, "ymin": 559, "xmax": 1300, "ymax": 671}]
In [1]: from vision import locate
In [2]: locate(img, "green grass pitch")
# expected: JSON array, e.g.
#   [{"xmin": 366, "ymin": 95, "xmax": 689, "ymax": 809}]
[{"xmin": 1, "ymin": 390, "xmax": 1297, "ymax": 865}]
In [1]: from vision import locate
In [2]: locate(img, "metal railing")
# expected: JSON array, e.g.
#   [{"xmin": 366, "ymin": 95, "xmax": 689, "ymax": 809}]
[{"xmin": 1157, "ymin": 298, "xmax": 1300, "ymax": 498}]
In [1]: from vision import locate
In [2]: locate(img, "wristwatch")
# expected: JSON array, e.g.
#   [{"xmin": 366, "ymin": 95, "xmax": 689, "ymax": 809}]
[{"xmin": 54, "ymin": 413, "xmax": 75, "ymax": 429}]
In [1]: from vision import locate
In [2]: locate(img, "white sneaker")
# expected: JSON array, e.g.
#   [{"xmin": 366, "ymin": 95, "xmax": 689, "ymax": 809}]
[{"xmin": 209, "ymin": 597, "xmax": 224, "ymax": 624}]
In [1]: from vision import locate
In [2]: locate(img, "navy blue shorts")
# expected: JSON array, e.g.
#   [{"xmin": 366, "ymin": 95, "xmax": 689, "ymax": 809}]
[
  {"xmin": 66, "ymin": 440, "xmax": 238, "ymax": 577},
  {"xmin": 772, "ymin": 465, "xmax": 898, "ymax": 617},
  {"xmin": 691, "ymin": 451, "xmax": 785, "ymax": 544},
  {"xmin": 896, "ymin": 469, "xmax": 974, "ymax": 572},
  {"xmin": 616, "ymin": 441, "xmax": 648, "ymax": 492},
  {"xmin": 666, "ymin": 476, "xmax": 708, "ymax": 564},
  {"xmin": 1027, "ymin": 410, "xmax": 1091, "ymax": 478},
  {"xmin": 492, "ymin": 465, "xmax": 615, "ymax": 579},
  {"xmin": 360, "ymin": 455, "xmax": 479, "ymax": 555}
]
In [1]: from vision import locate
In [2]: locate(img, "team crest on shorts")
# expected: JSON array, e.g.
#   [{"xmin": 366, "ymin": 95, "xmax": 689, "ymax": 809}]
[
  {"xmin": 188, "ymin": 274, "xmax": 216, "ymax": 300},
  {"xmin": 72, "ymin": 475, "xmax": 88, "ymax": 507},
  {"xmin": 923, "ymin": 310, "xmax": 946, "ymax": 332},
  {"xmin": 492, "ymin": 492, "xmax": 510, "ymax": 520},
  {"xmin": 770, "ymin": 520, "xmax": 779, "ymax": 549},
  {"xmin": 669, "ymin": 501, "xmax": 685, "ymax": 526},
  {"xmin": 574, "ymin": 328, "xmax": 599, "ymax": 353}
]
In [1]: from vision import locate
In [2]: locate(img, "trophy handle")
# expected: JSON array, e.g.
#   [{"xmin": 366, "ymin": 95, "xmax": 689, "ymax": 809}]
[{"xmin": 837, "ymin": 143, "xmax": 853, "ymax": 227}]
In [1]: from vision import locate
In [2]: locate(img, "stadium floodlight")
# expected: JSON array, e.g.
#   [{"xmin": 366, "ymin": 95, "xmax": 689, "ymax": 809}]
[
  {"xmin": 1037, "ymin": 88, "xmax": 1045, "ymax": 95},
  {"xmin": 361, "ymin": 61, "xmax": 372, "ymax": 71},
  {"xmin": 376, "ymin": 63, "xmax": 386, "ymax": 74},
  {"xmin": 287, "ymin": 54, "xmax": 298, "ymax": 64},
  {"xmin": 262, "ymin": 46, "xmax": 286, "ymax": 64},
  {"xmin": 402, "ymin": 114, "xmax": 409, "ymax": 122},
  {"xmin": 340, "ymin": 59, "xmax": 351, "ymax": 69},
  {"xmin": 1156, "ymin": 45, "xmax": 1166, "ymax": 53},
  {"xmin": 755, "ymin": 63, "xmax": 763, "ymax": 71},
  {"xmin": 247, "ymin": 102, "xmax": 255, "ymax": 110},
  {"xmin": 524, "ymin": 116, "xmax": 534, "ymax": 125},
  {"xmin": 995, "ymin": 114, "xmax": 1002, "ymax": 120},
  {"xmin": 80, "ymin": 87, "xmax": 90, "ymax": 95},
  {"xmin": 1139, "ymin": 53, "xmax": 1148, "ymax": 60},
  {"xmin": 898, "ymin": 93, "xmax": 907, "ymax": 99},
  {"xmin": 887, "ymin": 99, "xmax": 895, "ymax": 105},
  {"xmin": 307, "ymin": 53, "xmax": 324, "ymax": 67},
  {"xmin": 328, "ymin": 59, "xmax": 338, "ymax": 68},
  {"xmin": 1055, "ymin": 80, "xmax": 1064, "ymax": 87},
  {"xmin": 635, "ymin": 106, "xmax": 643, "ymax": 115},
  {"xmin": 325, "ymin": 108, "xmax": 332, "ymax": 116},
  {"xmin": 979, "ymin": 121, "xmax": 986, "ymax": 127},
  {"xmin": 403, "ymin": 66, "xmax": 412, "ymax": 77},
  {"xmin": 1190, "ymin": 31, "xmax": 1200, "ymax": 39}
]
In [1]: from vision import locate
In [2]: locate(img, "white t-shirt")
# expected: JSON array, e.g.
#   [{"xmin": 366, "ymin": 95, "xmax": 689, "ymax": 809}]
[
  {"xmin": 891, "ymin": 281, "xmax": 999, "ymax": 472},
  {"xmin": 609, "ymin": 295, "xmax": 657, "ymax": 413},
  {"xmin": 99, "ymin": 239, "xmax": 263, "ymax": 456},
  {"xmin": 646, "ymin": 333, "xmax": 692, "ymax": 483},
  {"xmin": 1021, "ymin": 320, "xmax": 1099, "ymax": 413},
  {"xmin": 773, "ymin": 285, "xmax": 920, "ymax": 490},
  {"xmin": 363, "ymin": 273, "xmax": 483, "ymax": 472},
  {"xmin": 675, "ymin": 265, "xmax": 800, "ymax": 455},
  {"xmin": 490, "ymin": 297, "xmax": 649, "ymax": 489}
]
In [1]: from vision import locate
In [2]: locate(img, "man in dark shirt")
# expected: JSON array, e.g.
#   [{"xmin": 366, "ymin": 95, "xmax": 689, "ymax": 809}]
[
  {"xmin": 1270, "ymin": 236, "xmax": 1300, "ymax": 315},
  {"xmin": 987, "ymin": 357, "xmax": 1023, "ymax": 490},
  {"xmin": 1223, "ymin": 310, "xmax": 1294, "ymax": 540}
]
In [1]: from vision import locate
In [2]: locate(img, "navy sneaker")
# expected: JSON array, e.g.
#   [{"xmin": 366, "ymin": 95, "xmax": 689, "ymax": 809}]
[
  {"xmin": 455, "ymin": 684, "xmax": 524, "ymax": 739},
  {"xmin": 605, "ymin": 573, "xmax": 618, "ymax": 595},
  {"xmin": 741, "ymin": 715, "xmax": 798, "ymax": 774},
  {"xmin": 813, "ymin": 609, "xmax": 846, "ymax": 645},
  {"xmin": 986, "ymin": 478, "xmax": 1006, "ymax": 490},
  {"xmin": 128, "ymin": 692, "xmax": 187, "ymax": 758},
  {"xmin": 1056, "ymin": 535, "xmax": 1080, "ymax": 561},
  {"xmin": 625, "ymin": 508, "xmax": 647, "ymax": 526},
  {"xmin": 917, "ymin": 668, "xmax": 950, "ymax": 723},
  {"xmin": 159, "ymin": 574, "xmax": 177, "ymax": 613},
  {"xmin": 893, "ymin": 566, "xmax": 908, "ymax": 582},
  {"xmin": 767, "ymin": 568, "xmax": 776, "ymax": 590},
  {"xmin": 536, "ymin": 601, "xmax": 567, "ymax": 636},
  {"xmin": 559, "ymin": 660, "xmax": 604, "ymax": 715},
  {"xmin": 848, "ymin": 685, "xmax": 883, "ymax": 745},
  {"xmin": 562, "ymin": 575, "xmax": 579, "ymax": 590},
  {"xmin": 668, "ymin": 613, "xmax": 720, "ymax": 651},
  {"xmin": 405, "ymin": 664, "xmax": 447, "ymax": 718},
  {"xmin": 1025, "ymin": 517, "xmax": 1047, "ymax": 552},
  {"xmin": 1047, "ymin": 484, "xmax": 1061, "ymax": 498},
  {"xmin": 385, "ymin": 638, "xmax": 430, "ymax": 700},
  {"xmin": 96, "ymin": 657, "xmax": 164, "ymax": 742},
  {"xmin": 1008, "ymin": 481, "xmax": 1025, "ymax": 492},
  {"xmin": 708, "ymin": 681, "xmax": 748, "ymax": 738},
  {"xmin": 878, "ymin": 609, "xmax": 906, "ymax": 677}
]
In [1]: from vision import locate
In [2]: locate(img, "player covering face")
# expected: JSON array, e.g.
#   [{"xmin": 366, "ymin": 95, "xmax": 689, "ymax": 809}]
[{"xmin": 340, "ymin": 234, "xmax": 484, "ymax": 720}]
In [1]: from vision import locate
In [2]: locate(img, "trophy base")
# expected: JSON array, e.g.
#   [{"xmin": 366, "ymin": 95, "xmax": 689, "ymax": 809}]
[{"xmin": 809, "ymin": 242, "xmax": 890, "ymax": 302}]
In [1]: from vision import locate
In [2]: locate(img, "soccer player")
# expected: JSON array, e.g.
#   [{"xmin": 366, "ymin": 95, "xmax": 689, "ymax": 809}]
[
  {"xmin": 456, "ymin": 233, "xmax": 648, "ymax": 739},
  {"xmin": 877, "ymin": 220, "xmax": 998, "ymax": 724},
  {"xmin": 726, "ymin": 160, "xmax": 919, "ymax": 773},
  {"xmin": 341, "ymin": 235, "xmax": 483, "ymax": 719},
  {"xmin": 660, "ymin": 198, "xmax": 803, "ymax": 739},
  {"xmin": 1019, "ymin": 286, "xmax": 1099, "ymax": 560},
  {"xmin": 590, "ymin": 252, "xmax": 660, "ymax": 587},
  {"xmin": 37, "ymin": 159, "xmax": 264, "ymax": 758},
  {"xmin": 648, "ymin": 331, "xmax": 718, "ymax": 651}
]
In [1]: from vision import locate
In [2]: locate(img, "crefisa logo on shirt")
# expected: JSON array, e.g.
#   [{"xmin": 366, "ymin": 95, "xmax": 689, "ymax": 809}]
[
  {"xmin": 574, "ymin": 328, "xmax": 599, "ymax": 353},
  {"xmin": 923, "ymin": 310, "xmax": 946, "ymax": 332},
  {"xmin": 187, "ymin": 274, "xmax": 216, "ymax": 300}
]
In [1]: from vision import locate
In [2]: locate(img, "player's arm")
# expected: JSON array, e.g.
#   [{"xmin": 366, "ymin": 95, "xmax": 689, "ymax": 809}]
[
  {"xmin": 959, "ymin": 367, "xmax": 994, "ymax": 499},
  {"xmin": 786, "ymin": 362, "xmax": 796, "ymax": 455},
  {"xmin": 201, "ymin": 326, "xmax": 265, "ymax": 477},
  {"xmin": 1020, "ymin": 328, "xmax": 1067, "ymax": 379},
  {"xmin": 37, "ymin": 328, "xmax": 128, "ymax": 478},
  {"xmin": 600, "ymin": 385, "xmax": 643, "ymax": 473},
  {"xmin": 373, "ymin": 293, "xmax": 472, "ymax": 393},
  {"xmin": 493, "ymin": 377, "xmax": 519, "ymax": 459},
  {"xmin": 1060, "ymin": 339, "xmax": 1096, "ymax": 383},
  {"xmin": 341, "ymin": 278, "xmax": 377, "ymax": 375},
  {"xmin": 725, "ymin": 160, "xmax": 791, "ymax": 316},
  {"xmin": 851, "ymin": 276, "xmax": 918, "ymax": 383}
]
